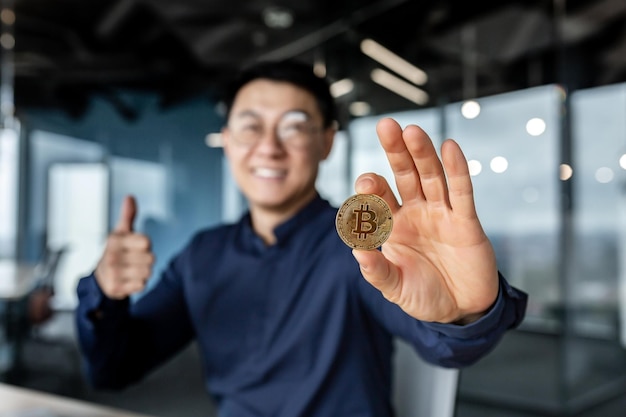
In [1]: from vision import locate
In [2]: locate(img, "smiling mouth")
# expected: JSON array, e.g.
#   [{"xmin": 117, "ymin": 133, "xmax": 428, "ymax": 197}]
[{"xmin": 254, "ymin": 167, "xmax": 286, "ymax": 179}]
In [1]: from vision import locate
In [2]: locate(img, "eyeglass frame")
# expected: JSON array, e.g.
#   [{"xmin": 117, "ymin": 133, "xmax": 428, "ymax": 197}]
[{"xmin": 226, "ymin": 109, "xmax": 325, "ymax": 149}]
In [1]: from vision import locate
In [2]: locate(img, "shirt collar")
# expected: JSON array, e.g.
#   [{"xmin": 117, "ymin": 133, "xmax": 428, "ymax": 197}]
[{"xmin": 240, "ymin": 194, "xmax": 329, "ymax": 252}]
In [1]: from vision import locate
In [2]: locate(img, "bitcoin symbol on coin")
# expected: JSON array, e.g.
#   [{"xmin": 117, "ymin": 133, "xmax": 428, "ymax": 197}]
[
  {"xmin": 353, "ymin": 203, "xmax": 377, "ymax": 240},
  {"xmin": 335, "ymin": 194, "xmax": 393, "ymax": 250}
]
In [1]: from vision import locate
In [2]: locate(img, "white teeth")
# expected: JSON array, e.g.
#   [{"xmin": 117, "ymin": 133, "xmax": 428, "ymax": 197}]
[{"xmin": 255, "ymin": 167, "xmax": 285, "ymax": 178}]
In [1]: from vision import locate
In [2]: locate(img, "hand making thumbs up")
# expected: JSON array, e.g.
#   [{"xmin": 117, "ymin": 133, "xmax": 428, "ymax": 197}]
[{"xmin": 94, "ymin": 195, "xmax": 155, "ymax": 299}]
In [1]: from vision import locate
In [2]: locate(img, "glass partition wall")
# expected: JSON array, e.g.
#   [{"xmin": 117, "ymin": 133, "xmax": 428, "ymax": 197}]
[{"xmin": 343, "ymin": 83, "xmax": 626, "ymax": 416}]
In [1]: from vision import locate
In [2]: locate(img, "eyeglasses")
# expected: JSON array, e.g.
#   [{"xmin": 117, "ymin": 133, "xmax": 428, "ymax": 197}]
[{"xmin": 228, "ymin": 110, "xmax": 323, "ymax": 149}]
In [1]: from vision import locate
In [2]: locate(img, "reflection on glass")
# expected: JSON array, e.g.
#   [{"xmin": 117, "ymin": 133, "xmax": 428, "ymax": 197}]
[
  {"xmin": 572, "ymin": 83, "xmax": 626, "ymax": 341},
  {"xmin": 0, "ymin": 128, "xmax": 19, "ymax": 258},
  {"xmin": 560, "ymin": 163, "xmax": 573, "ymax": 181},
  {"xmin": 461, "ymin": 100, "xmax": 481, "ymax": 119},
  {"xmin": 447, "ymin": 86, "xmax": 562, "ymax": 328},
  {"xmin": 526, "ymin": 117, "xmax": 546, "ymax": 136},
  {"xmin": 489, "ymin": 156, "xmax": 509, "ymax": 173},
  {"xmin": 468, "ymin": 159, "xmax": 482, "ymax": 176}
]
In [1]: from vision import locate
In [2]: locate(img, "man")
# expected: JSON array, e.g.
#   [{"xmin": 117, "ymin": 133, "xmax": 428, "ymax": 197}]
[{"xmin": 76, "ymin": 60, "xmax": 527, "ymax": 416}]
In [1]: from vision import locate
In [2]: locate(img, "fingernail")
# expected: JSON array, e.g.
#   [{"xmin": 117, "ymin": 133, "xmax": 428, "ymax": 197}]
[{"xmin": 356, "ymin": 176, "xmax": 375, "ymax": 193}]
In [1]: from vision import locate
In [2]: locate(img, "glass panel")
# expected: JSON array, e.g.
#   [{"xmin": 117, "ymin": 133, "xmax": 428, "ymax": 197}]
[
  {"xmin": 27, "ymin": 131, "xmax": 105, "ymax": 264},
  {"xmin": 317, "ymin": 130, "xmax": 349, "ymax": 206},
  {"xmin": 47, "ymin": 163, "xmax": 109, "ymax": 309},
  {"xmin": 0, "ymin": 127, "xmax": 20, "ymax": 259},
  {"xmin": 445, "ymin": 86, "xmax": 562, "ymax": 330},
  {"xmin": 445, "ymin": 86, "xmax": 563, "ymax": 413},
  {"xmin": 571, "ymin": 83, "xmax": 626, "ymax": 339},
  {"xmin": 348, "ymin": 108, "xmax": 442, "ymax": 196},
  {"xmin": 568, "ymin": 83, "xmax": 626, "ymax": 401}
]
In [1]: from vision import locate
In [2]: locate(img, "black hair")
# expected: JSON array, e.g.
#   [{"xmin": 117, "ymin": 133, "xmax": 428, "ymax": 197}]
[{"xmin": 222, "ymin": 60, "xmax": 338, "ymax": 129}]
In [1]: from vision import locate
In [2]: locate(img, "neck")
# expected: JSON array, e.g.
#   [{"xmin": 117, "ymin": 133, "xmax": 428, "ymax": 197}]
[{"xmin": 249, "ymin": 191, "xmax": 318, "ymax": 245}]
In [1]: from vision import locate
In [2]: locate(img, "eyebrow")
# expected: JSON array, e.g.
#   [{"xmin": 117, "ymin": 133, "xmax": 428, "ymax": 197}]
[
  {"xmin": 231, "ymin": 109, "xmax": 314, "ymax": 121},
  {"xmin": 232, "ymin": 110, "xmax": 260, "ymax": 120}
]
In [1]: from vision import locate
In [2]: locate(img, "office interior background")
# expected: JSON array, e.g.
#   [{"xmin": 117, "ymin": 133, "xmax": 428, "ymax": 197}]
[{"xmin": 0, "ymin": 0, "xmax": 626, "ymax": 416}]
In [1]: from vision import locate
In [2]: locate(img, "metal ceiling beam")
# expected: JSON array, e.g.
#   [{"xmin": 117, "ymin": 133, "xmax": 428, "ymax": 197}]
[{"xmin": 250, "ymin": 0, "xmax": 412, "ymax": 64}]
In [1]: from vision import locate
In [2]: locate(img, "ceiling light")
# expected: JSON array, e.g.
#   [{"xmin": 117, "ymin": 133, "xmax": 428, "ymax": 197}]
[
  {"xmin": 205, "ymin": 133, "xmax": 223, "ymax": 148},
  {"xmin": 262, "ymin": 7, "xmax": 294, "ymax": 29},
  {"xmin": 370, "ymin": 68, "xmax": 428, "ymax": 105},
  {"xmin": 1, "ymin": 9, "xmax": 15, "ymax": 25},
  {"xmin": 313, "ymin": 60, "xmax": 326, "ymax": 78},
  {"xmin": 467, "ymin": 159, "xmax": 482, "ymax": 176},
  {"xmin": 349, "ymin": 101, "xmax": 371, "ymax": 117},
  {"xmin": 0, "ymin": 33, "xmax": 14, "ymax": 49},
  {"xmin": 526, "ymin": 118, "xmax": 546, "ymax": 136},
  {"xmin": 461, "ymin": 100, "xmax": 481, "ymax": 119},
  {"xmin": 361, "ymin": 38, "xmax": 427, "ymax": 85},
  {"xmin": 330, "ymin": 78, "xmax": 354, "ymax": 98},
  {"xmin": 490, "ymin": 156, "xmax": 508, "ymax": 174},
  {"xmin": 620, "ymin": 154, "xmax": 626, "ymax": 170},
  {"xmin": 560, "ymin": 164, "xmax": 573, "ymax": 181},
  {"xmin": 595, "ymin": 167, "xmax": 614, "ymax": 184}
]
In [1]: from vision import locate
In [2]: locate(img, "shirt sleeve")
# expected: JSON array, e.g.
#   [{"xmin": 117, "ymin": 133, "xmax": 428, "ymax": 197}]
[
  {"xmin": 75, "ymin": 253, "xmax": 195, "ymax": 390},
  {"xmin": 358, "ymin": 272, "xmax": 528, "ymax": 369}
]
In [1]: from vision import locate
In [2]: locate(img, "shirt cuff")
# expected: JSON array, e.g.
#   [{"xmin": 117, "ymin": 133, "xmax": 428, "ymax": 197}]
[
  {"xmin": 77, "ymin": 272, "xmax": 130, "ymax": 322},
  {"xmin": 421, "ymin": 272, "xmax": 524, "ymax": 339}
]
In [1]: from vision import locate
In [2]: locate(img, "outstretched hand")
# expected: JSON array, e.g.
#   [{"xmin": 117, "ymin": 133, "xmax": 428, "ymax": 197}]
[{"xmin": 352, "ymin": 118, "xmax": 499, "ymax": 325}]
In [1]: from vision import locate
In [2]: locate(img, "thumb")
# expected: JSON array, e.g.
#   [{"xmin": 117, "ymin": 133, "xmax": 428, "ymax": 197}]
[{"xmin": 115, "ymin": 195, "xmax": 137, "ymax": 233}]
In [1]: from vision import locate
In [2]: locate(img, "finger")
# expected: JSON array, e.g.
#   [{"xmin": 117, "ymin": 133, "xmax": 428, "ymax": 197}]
[
  {"xmin": 108, "ymin": 233, "xmax": 151, "ymax": 251},
  {"xmin": 376, "ymin": 118, "xmax": 424, "ymax": 202},
  {"xmin": 119, "ymin": 264, "xmax": 153, "ymax": 282},
  {"xmin": 121, "ymin": 280, "xmax": 147, "ymax": 296},
  {"xmin": 354, "ymin": 173, "xmax": 401, "ymax": 212},
  {"xmin": 441, "ymin": 139, "xmax": 478, "ymax": 219},
  {"xmin": 95, "ymin": 267, "xmax": 149, "ymax": 299},
  {"xmin": 109, "ymin": 278, "xmax": 147, "ymax": 298},
  {"xmin": 117, "ymin": 251, "xmax": 155, "ymax": 268},
  {"xmin": 352, "ymin": 249, "xmax": 401, "ymax": 304},
  {"xmin": 115, "ymin": 195, "xmax": 137, "ymax": 233},
  {"xmin": 403, "ymin": 125, "xmax": 450, "ymax": 208}
]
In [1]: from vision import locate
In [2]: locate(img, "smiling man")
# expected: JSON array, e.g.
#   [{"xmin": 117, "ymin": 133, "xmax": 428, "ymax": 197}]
[{"xmin": 76, "ymin": 60, "xmax": 527, "ymax": 417}]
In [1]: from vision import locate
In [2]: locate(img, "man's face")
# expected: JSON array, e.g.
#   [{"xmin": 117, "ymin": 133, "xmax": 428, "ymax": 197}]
[{"xmin": 222, "ymin": 79, "xmax": 334, "ymax": 215}]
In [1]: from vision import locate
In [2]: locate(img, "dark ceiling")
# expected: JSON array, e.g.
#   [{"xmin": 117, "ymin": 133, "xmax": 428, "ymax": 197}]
[{"xmin": 7, "ymin": 0, "xmax": 626, "ymax": 122}]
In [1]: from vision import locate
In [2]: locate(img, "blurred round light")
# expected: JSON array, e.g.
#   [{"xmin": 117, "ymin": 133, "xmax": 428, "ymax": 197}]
[
  {"xmin": 522, "ymin": 187, "xmax": 539, "ymax": 203},
  {"xmin": 0, "ymin": 33, "xmax": 14, "ymax": 49},
  {"xmin": 1, "ymin": 9, "xmax": 15, "ymax": 25},
  {"xmin": 467, "ymin": 159, "xmax": 482, "ymax": 176},
  {"xmin": 461, "ymin": 100, "xmax": 481, "ymax": 119},
  {"xmin": 330, "ymin": 78, "xmax": 354, "ymax": 98},
  {"xmin": 619, "ymin": 154, "xmax": 626, "ymax": 170},
  {"xmin": 262, "ymin": 6, "xmax": 294, "ymax": 29},
  {"xmin": 490, "ymin": 156, "xmax": 508, "ymax": 173},
  {"xmin": 526, "ymin": 118, "xmax": 546, "ymax": 136},
  {"xmin": 205, "ymin": 133, "xmax": 223, "ymax": 148},
  {"xmin": 560, "ymin": 164, "xmax": 573, "ymax": 181},
  {"xmin": 349, "ymin": 101, "xmax": 371, "ymax": 117},
  {"xmin": 595, "ymin": 167, "xmax": 614, "ymax": 183}
]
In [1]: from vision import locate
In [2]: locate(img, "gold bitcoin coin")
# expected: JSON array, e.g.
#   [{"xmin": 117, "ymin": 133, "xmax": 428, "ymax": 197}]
[{"xmin": 335, "ymin": 194, "xmax": 393, "ymax": 250}]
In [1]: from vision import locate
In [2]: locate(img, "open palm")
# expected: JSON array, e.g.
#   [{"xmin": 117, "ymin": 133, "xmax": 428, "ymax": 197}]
[{"xmin": 352, "ymin": 118, "xmax": 499, "ymax": 324}]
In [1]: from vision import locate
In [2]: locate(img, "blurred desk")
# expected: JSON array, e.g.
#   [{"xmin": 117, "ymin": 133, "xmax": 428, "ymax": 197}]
[
  {"xmin": 0, "ymin": 383, "xmax": 155, "ymax": 417},
  {"xmin": 0, "ymin": 261, "xmax": 38, "ymax": 301},
  {"xmin": 0, "ymin": 261, "xmax": 38, "ymax": 380}
]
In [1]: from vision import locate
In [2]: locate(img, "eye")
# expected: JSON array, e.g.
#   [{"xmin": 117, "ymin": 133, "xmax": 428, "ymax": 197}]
[
  {"xmin": 240, "ymin": 123, "xmax": 262, "ymax": 133},
  {"xmin": 281, "ymin": 122, "xmax": 307, "ymax": 135}
]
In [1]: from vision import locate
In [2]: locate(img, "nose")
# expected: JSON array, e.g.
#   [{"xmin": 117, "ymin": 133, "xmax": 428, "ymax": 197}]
[{"xmin": 254, "ymin": 126, "xmax": 285, "ymax": 154}]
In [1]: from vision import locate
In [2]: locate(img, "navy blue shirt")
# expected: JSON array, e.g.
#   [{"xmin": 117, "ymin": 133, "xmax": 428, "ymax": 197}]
[{"xmin": 76, "ymin": 195, "xmax": 527, "ymax": 417}]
